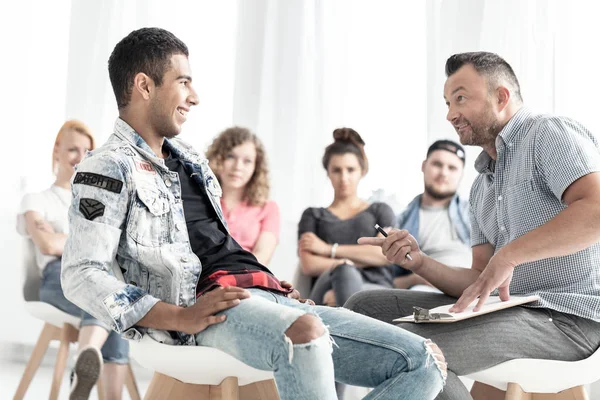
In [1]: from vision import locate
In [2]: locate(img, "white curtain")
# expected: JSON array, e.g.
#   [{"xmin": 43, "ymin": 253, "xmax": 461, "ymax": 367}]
[
  {"xmin": 0, "ymin": 0, "xmax": 73, "ymax": 345},
  {"xmin": 233, "ymin": 0, "xmax": 429, "ymax": 278}
]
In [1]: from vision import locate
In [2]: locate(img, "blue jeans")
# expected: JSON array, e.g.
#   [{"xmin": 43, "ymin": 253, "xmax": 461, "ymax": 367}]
[
  {"xmin": 40, "ymin": 260, "xmax": 129, "ymax": 364},
  {"xmin": 195, "ymin": 288, "xmax": 445, "ymax": 400}
]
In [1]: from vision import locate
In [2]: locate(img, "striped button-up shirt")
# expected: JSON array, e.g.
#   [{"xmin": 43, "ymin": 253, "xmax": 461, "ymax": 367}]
[{"xmin": 469, "ymin": 107, "xmax": 600, "ymax": 321}]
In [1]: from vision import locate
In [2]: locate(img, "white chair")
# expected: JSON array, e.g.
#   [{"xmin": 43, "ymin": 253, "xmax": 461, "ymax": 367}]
[
  {"xmin": 14, "ymin": 239, "xmax": 140, "ymax": 400},
  {"xmin": 465, "ymin": 348, "xmax": 600, "ymax": 400},
  {"xmin": 130, "ymin": 334, "xmax": 279, "ymax": 399},
  {"xmin": 291, "ymin": 263, "xmax": 313, "ymax": 299}
]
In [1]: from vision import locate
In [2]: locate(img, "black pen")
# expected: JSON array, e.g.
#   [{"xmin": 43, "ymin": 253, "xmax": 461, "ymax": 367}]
[{"xmin": 374, "ymin": 224, "xmax": 413, "ymax": 261}]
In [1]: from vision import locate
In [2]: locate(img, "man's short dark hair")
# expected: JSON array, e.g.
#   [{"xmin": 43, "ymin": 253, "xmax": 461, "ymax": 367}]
[
  {"xmin": 427, "ymin": 139, "xmax": 466, "ymax": 164},
  {"xmin": 445, "ymin": 52, "xmax": 523, "ymax": 104},
  {"xmin": 108, "ymin": 27, "xmax": 189, "ymax": 109}
]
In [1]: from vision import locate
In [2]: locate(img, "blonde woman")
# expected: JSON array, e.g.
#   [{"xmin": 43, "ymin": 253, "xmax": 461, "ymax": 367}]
[
  {"xmin": 17, "ymin": 120, "xmax": 129, "ymax": 400},
  {"xmin": 206, "ymin": 126, "xmax": 280, "ymax": 265}
]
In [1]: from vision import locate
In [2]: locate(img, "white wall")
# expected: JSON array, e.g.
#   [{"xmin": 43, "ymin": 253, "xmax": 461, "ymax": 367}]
[{"xmin": 0, "ymin": 0, "xmax": 72, "ymax": 345}]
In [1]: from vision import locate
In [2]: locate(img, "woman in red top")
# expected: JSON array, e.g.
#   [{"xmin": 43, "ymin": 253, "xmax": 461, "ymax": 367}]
[{"xmin": 206, "ymin": 127, "xmax": 280, "ymax": 266}]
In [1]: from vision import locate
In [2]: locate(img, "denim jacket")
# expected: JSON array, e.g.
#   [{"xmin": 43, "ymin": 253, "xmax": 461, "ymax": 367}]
[
  {"xmin": 62, "ymin": 119, "xmax": 225, "ymax": 346},
  {"xmin": 397, "ymin": 194, "xmax": 471, "ymax": 246}
]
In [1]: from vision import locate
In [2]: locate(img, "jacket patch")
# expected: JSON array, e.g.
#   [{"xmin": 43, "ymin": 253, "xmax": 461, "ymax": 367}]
[
  {"xmin": 79, "ymin": 198, "xmax": 105, "ymax": 221},
  {"xmin": 74, "ymin": 172, "xmax": 123, "ymax": 194},
  {"xmin": 135, "ymin": 159, "xmax": 156, "ymax": 174}
]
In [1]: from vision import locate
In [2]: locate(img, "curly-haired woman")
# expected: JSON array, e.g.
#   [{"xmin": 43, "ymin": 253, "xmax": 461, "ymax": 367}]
[{"xmin": 206, "ymin": 126, "xmax": 280, "ymax": 266}]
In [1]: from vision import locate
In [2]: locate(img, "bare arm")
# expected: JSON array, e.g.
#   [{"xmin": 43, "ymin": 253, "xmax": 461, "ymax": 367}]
[
  {"xmin": 335, "ymin": 242, "xmax": 389, "ymax": 267},
  {"xmin": 252, "ymin": 231, "xmax": 277, "ymax": 266},
  {"xmin": 499, "ymin": 172, "xmax": 600, "ymax": 266},
  {"xmin": 414, "ymin": 243, "xmax": 493, "ymax": 298},
  {"xmin": 298, "ymin": 250, "xmax": 343, "ymax": 277},
  {"xmin": 451, "ymin": 173, "xmax": 600, "ymax": 312},
  {"xmin": 298, "ymin": 230, "xmax": 388, "ymax": 269},
  {"xmin": 24, "ymin": 211, "xmax": 67, "ymax": 256},
  {"xmin": 393, "ymin": 273, "xmax": 432, "ymax": 289},
  {"xmin": 358, "ymin": 230, "xmax": 493, "ymax": 298}
]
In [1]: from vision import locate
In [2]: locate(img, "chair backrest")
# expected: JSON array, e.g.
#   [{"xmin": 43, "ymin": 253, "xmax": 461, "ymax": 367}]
[
  {"xmin": 22, "ymin": 239, "xmax": 41, "ymax": 302},
  {"xmin": 292, "ymin": 263, "xmax": 313, "ymax": 299}
]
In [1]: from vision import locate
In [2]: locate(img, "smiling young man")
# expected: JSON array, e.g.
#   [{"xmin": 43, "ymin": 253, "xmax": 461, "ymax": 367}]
[
  {"xmin": 347, "ymin": 52, "xmax": 600, "ymax": 399},
  {"xmin": 60, "ymin": 28, "xmax": 446, "ymax": 400}
]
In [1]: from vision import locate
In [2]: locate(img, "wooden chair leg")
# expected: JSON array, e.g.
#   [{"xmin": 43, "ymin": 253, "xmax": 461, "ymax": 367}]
[
  {"xmin": 239, "ymin": 379, "xmax": 280, "ymax": 400},
  {"xmin": 212, "ymin": 377, "xmax": 239, "ymax": 400},
  {"xmin": 569, "ymin": 385, "xmax": 589, "ymax": 400},
  {"xmin": 49, "ymin": 323, "xmax": 77, "ymax": 400},
  {"xmin": 13, "ymin": 323, "xmax": 60, "ymax": 400},
  {"xmin": 471, "ymin": 381, "xmax": 506, "ymax": 400},
  {"xmin": 125, "ymin": 363, "xmax": 142, "ymax": 400},
  {"xmin": 506, "ymin": 383, "xmax": 532, "ymax": 400},
  {"xmin": 144, "ymin": 372, "xmax": 211, "ymax": 400},
  {"xmin": 143, "ymin": 373, "xmax": 279, "ymax": 400}
]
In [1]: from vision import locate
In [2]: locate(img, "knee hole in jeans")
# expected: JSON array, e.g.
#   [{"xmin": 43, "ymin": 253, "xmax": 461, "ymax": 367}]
[
  {"xmin": 425, "ymin": 339, "xmax": 447, "ymax": 382},
  {"xmin": 285, "ymin": 314, "xmax": 326, "ymax": 344}
]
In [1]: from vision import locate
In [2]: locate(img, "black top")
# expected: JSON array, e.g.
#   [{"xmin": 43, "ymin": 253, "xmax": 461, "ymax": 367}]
[
  {"xmin": 298, "ymin": 202, "xmax": 396, "ymax": 285},
  {"xmin": 164, "ymin": 151, "xmax": 268, "ymax": 284}
]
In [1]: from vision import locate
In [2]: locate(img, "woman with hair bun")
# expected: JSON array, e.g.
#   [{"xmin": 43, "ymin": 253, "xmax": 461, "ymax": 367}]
[{"xmin": 298, "ymin": 128, "xmax": 395, "ymax": 308}]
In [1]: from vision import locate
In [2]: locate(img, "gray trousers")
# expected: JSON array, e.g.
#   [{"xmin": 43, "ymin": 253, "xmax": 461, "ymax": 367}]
[
  {"xmin": 344, "ymin": 289, "xmax": 600, "ymax": 400},
  {"xmin": 309, "ymin": 263, "xmax": 389, "ymax": 307}
]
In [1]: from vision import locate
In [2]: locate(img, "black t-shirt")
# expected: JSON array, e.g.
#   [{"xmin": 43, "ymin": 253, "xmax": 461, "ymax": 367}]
[
  {"xmin": 164, "ymin": 150, "xmax": 269, "ymax": 282},
  {"xmin": 297, "ymin": 203, "xmax": 396, "ymax": 287}
]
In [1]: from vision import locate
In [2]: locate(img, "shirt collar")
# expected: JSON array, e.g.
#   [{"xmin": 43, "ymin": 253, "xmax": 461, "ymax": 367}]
[
  {"xmin": 114, "ymin": 118, "xmax": 157, "ymax": 157},
  {"xmin": 473, "ymin": 107, "xmax": 532, "ymax": 174},
  {"xmin": 113, "ymin": 118, "xmax": 207, "ymax": 168},
  {"xmin": 497, "ymin": 106, "xmax": 533, "ymax": 146},
  {"xmin": 474, "ymin": 151, "xmax": 494, "ymax": 175}
]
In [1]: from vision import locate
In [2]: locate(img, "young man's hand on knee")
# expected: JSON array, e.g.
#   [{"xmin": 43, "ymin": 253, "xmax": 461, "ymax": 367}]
[{"xmin": 177, "ymin": 286, "xmax": 251, "ymax": 334}]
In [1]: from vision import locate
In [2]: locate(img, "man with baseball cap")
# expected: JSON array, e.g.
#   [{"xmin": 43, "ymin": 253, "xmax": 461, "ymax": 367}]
[{"xmin": 393, "ymin": 139, "xmax": 471, "ymax": 291}]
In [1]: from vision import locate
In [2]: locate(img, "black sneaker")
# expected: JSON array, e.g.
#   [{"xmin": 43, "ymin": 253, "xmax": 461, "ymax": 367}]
[{"xmin": 69, "ymin": 346, "xmax": 103, "ymax": 400}]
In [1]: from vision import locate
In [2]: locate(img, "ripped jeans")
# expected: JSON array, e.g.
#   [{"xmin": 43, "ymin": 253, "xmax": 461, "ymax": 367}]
[{"xmin": 195, "ymin": 289, "xmax": 445, "ymax": 400}]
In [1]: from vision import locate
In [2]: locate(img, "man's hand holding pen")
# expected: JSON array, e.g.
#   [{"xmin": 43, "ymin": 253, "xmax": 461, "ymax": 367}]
[{"xmin": 358, "ymin": 228, "xmax": 424, "ymax": 272}]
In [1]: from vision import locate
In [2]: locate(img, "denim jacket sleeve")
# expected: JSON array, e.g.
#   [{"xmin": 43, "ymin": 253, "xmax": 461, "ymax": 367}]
[{"xmin": 61, "ymin": 153, "xmax": 160, "ymax": 333}]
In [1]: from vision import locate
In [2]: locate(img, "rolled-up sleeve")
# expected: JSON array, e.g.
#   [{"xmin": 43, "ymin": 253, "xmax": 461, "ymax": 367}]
[
  {"xmin": 535, "ymin": 117, "xmax": 600, "ymax": 202},
  {"xmin": 61, "ymin": 154, "xmax": 160, "ymax": 333}
]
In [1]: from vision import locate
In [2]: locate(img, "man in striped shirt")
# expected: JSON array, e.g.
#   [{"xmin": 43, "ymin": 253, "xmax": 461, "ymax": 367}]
[{"xmin": 348, "ymin": 52, "xmax": 600, "ymax": 399}]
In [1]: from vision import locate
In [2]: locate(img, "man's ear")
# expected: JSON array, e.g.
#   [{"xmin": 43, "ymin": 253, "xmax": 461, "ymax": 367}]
[
  {"xmin": 497, "ymin": 85, "xmax": 511, "ymax": 110},
  {"xmin": 133, "ymin": 72, "xmax": 153, "ymax": 101},
  {"xmin": 421, "ymin": 160, "xmax": 426, "ymax": 173}
]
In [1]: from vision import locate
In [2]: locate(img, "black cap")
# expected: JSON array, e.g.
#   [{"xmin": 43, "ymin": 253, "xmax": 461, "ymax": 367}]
[{"xmin": 426, "ymin": 140, "xmax": 466, "ymax": 163}]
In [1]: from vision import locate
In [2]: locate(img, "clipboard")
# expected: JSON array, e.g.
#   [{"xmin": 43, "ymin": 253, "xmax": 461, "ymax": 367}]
[{"xmin": 393, "ymin": 295, "xmax": 540, "ymax": 323}]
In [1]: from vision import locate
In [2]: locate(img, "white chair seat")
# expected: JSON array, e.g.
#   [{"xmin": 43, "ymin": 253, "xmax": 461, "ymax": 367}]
[
  {"xmin": 23, "ymin": 301, "xmax": 80, "ymax": 329},
  {"xmin": 465, "ymin": 347, "xmax": 600, "ymax": 393},
  {"xmin": 130, "ymin": 334, "xmax": 275, "ymax": 386}
]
